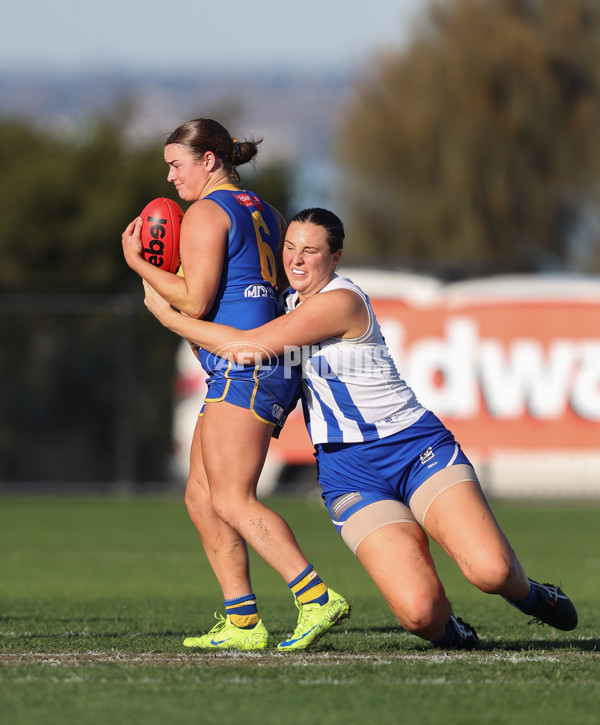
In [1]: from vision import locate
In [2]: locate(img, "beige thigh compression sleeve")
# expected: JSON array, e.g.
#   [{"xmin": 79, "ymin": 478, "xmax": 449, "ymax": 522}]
[
  {"xmin": 339, "ymin": 463, "xmax": 479, "ymax": 555},
  {"xmin": 409, "ymin": 463, "xmax": 479, "ymax": 526},
  {"xmin": 340, "ymin": 499, "xmax": 417, "ymax": 555}
]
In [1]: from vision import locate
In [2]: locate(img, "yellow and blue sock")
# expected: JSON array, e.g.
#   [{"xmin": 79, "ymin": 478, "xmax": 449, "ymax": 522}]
[
  {"xmin": 288, "ymin": 564, "xmax": 329, "ymax": 606},
  {"xmin": 225, "ymin": 593, "xmax": 260, "ymax": 629}
]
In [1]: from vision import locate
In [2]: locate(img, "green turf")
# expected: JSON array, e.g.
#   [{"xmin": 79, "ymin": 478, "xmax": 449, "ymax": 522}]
[{"xmin": 1, "ymin": 496, "xmax": 599, "ymax": 724}]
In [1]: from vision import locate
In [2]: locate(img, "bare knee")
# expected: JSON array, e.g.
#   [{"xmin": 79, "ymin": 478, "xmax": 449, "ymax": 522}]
[
  {"xmin": 209, "ymin": 488, "xmax": 253, "ymax": 529},
  {"xmin": 389, "ymin": 592, "xmax": 451, "ymax": 639},
  {"xmin": 185, "ymin": 475, "xmax": 211, "ymax": 522},
  {"xmin": 465, "ymin": 555, "xmax": 518, "ymax": 594},
  {"xmin": 210, "ymin": 494, "xmax": 233, "ymax": 525}
]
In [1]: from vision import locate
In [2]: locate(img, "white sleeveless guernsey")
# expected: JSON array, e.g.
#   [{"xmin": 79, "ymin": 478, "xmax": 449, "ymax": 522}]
[{"xmin": 284, "ymin": 275, "xmax": 426, "ymax": 445}]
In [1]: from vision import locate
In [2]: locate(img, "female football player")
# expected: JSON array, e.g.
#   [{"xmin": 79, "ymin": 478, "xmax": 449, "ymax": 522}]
[
  {"xmin": 141, "ymin": 206, "xmax": 578, "ymax": 649},
  {"xmin": 122, "ymin": 122, "xmax": 349, "ymax": 652}
]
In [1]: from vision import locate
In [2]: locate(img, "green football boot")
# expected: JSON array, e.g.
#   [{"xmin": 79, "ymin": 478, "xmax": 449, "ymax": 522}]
[
  {"xmin": 183, "ymin": 612, "xmax": 269, "ymax": 651},
  {"xmin": 277, "ymin": 588, "xmax": 351, "ymax": 652}
]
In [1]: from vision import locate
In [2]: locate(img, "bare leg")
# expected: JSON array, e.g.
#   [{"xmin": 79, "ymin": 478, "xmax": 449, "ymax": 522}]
[
  {"xmin": 356, "ymin": 522, "xmax": 452, "ymax": 641},
  {"xmin": 185, "ymin": 415, "xmax": 253, "ymax": 600},
  {"xmin": 423, "ymin": 481, "xmax": 530, "ymax": 601},
  {"xmin": 201, "ymin": 400, "xmax": 310, "ymax": 583}
]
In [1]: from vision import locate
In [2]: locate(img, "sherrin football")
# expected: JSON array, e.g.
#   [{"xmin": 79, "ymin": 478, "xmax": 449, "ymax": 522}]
[{"xmin": 140, "ymin": 197, "xmax": 183, "ymax": 274}]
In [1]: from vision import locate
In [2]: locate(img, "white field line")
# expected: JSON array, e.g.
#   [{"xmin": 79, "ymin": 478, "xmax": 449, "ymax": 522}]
[{"xmin": 0, "ymin": 649, "xmax": 589, "ymax": 667}]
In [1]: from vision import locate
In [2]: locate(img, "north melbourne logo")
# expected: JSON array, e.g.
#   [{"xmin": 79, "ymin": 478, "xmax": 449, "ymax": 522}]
[{"xmin": 419, "ymin": 447, "xmax": 435, "ymax": 464}]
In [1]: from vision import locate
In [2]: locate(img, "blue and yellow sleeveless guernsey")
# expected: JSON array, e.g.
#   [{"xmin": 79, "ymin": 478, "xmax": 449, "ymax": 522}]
[
  {"xmin": 201, "ymin": 184, "xmax": 280, "ymax": 330},
  {"xmin": 284, "ymin": 275, "xmax": 427, "ymax": 444},
  {"xmin": 195, "ymin": 184, "xmax": 299, "ymax": 431}
]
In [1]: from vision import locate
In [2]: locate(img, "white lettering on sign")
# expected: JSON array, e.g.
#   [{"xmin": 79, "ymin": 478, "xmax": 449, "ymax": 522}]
[
  {"xmin": 379, "ymin": 316, "xmax": 600, "ymax": 421},
  {"xmin": 480, "ymin": 339, "xmax": 575, "ymax": 418},
  {"xmin": 571, "ymin": 342, "xmax": 600, "ymax": 419}
]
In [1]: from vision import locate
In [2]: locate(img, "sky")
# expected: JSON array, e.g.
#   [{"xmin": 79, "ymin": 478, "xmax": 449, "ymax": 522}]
[{"xmin": 2, "ymin": 0, "xmax": 424, "ymax": 76}]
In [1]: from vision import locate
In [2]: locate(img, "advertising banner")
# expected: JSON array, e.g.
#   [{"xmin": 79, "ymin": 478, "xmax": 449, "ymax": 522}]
[
  {"xmin": 175, "ymin": 272, "xmax": 600, "ymax": 497},
  {"xmin": 272, "ymin": 273, "xmax": 600, "ymax": 497}
]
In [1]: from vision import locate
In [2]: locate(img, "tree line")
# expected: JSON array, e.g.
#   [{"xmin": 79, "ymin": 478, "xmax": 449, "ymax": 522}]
[{"xmin": 337, "ymin": 0, "xmax": 600, "ymax": 277}]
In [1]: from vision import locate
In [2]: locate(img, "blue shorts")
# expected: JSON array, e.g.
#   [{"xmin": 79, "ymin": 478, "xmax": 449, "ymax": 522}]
[
  {"xmin": 201, "ymin": 358, "xmax": 300, "ymax": 437},
  {"xmin": 315, "ymin": 411, "xmax": 474, "ymax": 523}
]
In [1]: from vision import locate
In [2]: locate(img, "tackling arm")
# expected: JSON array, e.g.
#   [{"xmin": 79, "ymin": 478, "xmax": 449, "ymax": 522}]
[{"xmin": 143, "ymin": 281, "xmax": 369, "ymax": 359}]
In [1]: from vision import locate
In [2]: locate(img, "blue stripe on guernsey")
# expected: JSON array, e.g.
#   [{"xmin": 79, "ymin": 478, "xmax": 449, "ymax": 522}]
[
  {"xmin": 303, "ymin": 374, "xmax": 343, "ymax": 442},
  {"xmin": 284, "ymin": 276, "xmax": 427, "ymax": 445},
  {"xmin": 310, "ymin": 358, "xmax": 379, "ymax": 441}
]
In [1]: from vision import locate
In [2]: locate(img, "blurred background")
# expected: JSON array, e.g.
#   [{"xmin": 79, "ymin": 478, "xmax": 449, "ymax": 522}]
[{"xmin": 1, "ymin": 0, "xmax": 599, "ymax": 498}]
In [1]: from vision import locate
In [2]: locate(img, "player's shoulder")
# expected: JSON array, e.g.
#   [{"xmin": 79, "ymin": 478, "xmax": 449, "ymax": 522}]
[
  {"xmin": 183, "ymin": 196, "xmax": 230, "ymax": 226},
  {"xmin": 263, "ymin": 201, "xmax": 285, "ymax": 226},
  {"xmin": 325, "ymin": 275, "xmax": 366, "ymax": 296}
]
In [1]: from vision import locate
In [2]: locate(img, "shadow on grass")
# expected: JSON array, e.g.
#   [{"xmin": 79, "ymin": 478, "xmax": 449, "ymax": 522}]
[
  {"xmin": 3, "ymin": 613, "xmax": 597, "ymax": 656},
  {"xmin": 478, "ymin": 637, "xmax": 600, "ymax": 652},
  {"xmin": 332, "ymin": 622, "xmax": 600, "ymax": 653}
]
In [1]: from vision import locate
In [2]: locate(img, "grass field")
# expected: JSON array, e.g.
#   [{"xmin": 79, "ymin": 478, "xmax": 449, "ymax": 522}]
[{"xmin": 1, "ymin": 495, "xmax": 599, "ymax": 725}]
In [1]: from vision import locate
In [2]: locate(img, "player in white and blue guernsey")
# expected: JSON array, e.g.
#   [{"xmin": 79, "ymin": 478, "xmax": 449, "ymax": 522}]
[
  {"xmin": 286, "ymin": 274, "xmax": 426, "ymax": 443},
  {"xmin": 283, "ymin": 274, "xmax": 477, "ymax": 530},
  {"xmin": 286, "ymin": 273, "xmax": 427, "ymax": 442},
  {"xmin": 143, "ymin": 206, "xmax": 578, "ymax": 650}
]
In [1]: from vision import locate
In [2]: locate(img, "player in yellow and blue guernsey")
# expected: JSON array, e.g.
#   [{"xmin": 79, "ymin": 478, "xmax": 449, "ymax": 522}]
[
  {"xmin": 122, "ymin": 119, "xmax": 349, "ymax": 652},
  {"xmin": 194, "ymin": 185, "xmax": 295, "ymax": 425}
]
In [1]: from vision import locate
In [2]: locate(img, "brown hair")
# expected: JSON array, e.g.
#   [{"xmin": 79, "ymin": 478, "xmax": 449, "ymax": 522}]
[
  {"xmin": 289, "ymin": 208, "xmax": 345, "ymax": 252},
  {"xmin": 165, "ymin": 118, "xmax": 261, "ymax": 184}
]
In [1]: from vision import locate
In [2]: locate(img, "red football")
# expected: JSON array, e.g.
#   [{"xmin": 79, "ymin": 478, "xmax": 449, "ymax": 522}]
[{"xmin": 140, "ymin": 197, "xmax": 183, "ymax": 274}]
